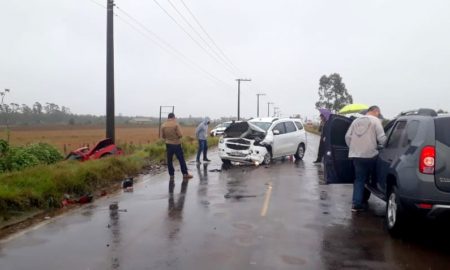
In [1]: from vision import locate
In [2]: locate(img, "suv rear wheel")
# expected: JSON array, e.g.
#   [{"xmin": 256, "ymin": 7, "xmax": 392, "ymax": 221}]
[
  {"xmin": 294, "ymin": 143, "xmax": 305, "ymax": 160},
  {"xmin": 385, "ymin": 185, "xmax": 406, "ymax": 237}
]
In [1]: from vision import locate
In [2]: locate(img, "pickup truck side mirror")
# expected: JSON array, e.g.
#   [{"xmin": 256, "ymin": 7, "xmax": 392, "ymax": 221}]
[{"xmin": 273, "ymin": 130, "xmax": 280, "ymax": 135}]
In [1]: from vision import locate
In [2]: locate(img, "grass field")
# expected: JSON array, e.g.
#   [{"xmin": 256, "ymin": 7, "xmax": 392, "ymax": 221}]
[{"xmin": 0, "ymin": 125, "xmax": 198, "ymax": 154}]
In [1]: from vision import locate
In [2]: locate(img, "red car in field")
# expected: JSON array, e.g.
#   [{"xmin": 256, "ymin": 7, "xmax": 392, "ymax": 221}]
[{"xmin": 65, "ymin": 138, "xmax": 124, "ymax": 161}]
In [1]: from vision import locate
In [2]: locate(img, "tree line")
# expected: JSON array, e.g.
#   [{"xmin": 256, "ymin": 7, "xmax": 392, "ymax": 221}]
[{"xmin": 0, "ymin": 102, "xmax": 137, "ymax": 126}]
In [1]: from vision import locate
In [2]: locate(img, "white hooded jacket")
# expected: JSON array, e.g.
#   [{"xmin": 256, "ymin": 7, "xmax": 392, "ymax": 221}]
[{"xmin": 345, "ymin": 115, "xmax": 387, "ymax": 158}]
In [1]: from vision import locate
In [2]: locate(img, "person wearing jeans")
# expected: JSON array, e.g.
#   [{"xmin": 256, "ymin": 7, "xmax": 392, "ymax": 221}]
[
  {"xmin": 195, "ymin": 117, "xmax": 210, "ymax": 163},
  {"xmin": 345, "ymin": 106, "xmax": 386, "ymax": 212},
  {"xmin": 161, "ymin": 113, "xmax": 193, "ymax": 180},
  {"xmin": 352, "ymin": 157, "xmax": 377, "ymax": 209}
]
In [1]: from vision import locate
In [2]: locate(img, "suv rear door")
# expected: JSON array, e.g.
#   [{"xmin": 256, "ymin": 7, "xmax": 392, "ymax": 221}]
[
  {"xmin": 377, "ymin": 120, "xmax": 408, "ymax": 194},
  {"xmin": 324, "ymin": 115, "xmax": 354, "ymax": 184},
  {"xmin": 284, "ymin": 120, "xmax": 299, "ymax": 154},
  {"xmin": 434, "ymin": 117, "xmax": 450, "ymax": 192}
]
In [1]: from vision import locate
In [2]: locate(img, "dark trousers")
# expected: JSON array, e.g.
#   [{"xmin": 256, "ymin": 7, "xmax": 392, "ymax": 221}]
[
  {"xmin": 352, "ymin": 157, "xmax": 377, "ymax": 207},
  {"xmin": 196, "ymin": 139, "xmax": 208, "ymax": 161},
  {"xmin": 166, "ymin": 144, "xmax": 188, "ymax": 176},
  {"xmin": 315, "ymin": 133, "xmax": 325, "ymax": 162}
]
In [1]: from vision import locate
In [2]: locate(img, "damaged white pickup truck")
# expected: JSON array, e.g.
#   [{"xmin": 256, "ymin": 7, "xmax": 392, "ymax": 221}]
[{"xmin": 218, "ymin": 118, "xmax": 307, "ymax": 165}]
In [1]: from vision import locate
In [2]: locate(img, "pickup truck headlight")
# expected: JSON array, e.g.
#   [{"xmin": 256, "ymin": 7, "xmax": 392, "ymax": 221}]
[{"xmin": 219, "ymin": 138, "xmax": 224, "ymax": 144}]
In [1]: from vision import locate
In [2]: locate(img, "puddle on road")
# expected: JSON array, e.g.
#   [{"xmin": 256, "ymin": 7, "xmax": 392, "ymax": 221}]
[
  {"xmin": 232, "ymin": 223, "xmax": 255, "ymax": 231},
  {"xmin": 211, "ymin": 203, "xmax": 228, "ymax": 209},
  {"xmin": 233, "ymin": 234, "xmax": 255, "ymax": 247},
  {"xmin": 281, "ymin": 255, "xmax": 307, "ymax": 266}
]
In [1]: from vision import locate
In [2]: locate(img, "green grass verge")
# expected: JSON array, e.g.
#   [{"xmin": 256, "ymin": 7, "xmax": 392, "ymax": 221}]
[
  {"xmin": 305, "ymin": 125, "xmax": 320, "ymax": 135},
  {"xmin": 0, "ymin": 136, "xmax": 219, "ymax": 219}
]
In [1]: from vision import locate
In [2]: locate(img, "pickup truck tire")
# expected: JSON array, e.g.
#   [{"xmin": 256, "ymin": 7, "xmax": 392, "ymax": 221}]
[
  {"xmin": 262, "ymin": 152, "xmax": 272, "ymax": 165},
  {"xmin": 221, "ymin": 159, "xmax": 231, "ymax": 165}
]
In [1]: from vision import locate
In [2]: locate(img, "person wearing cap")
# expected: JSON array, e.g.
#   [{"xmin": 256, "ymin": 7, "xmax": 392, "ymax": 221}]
[
  {"xmin": 195, "ymin": 117, "xmax": 211, "ymax": 163},
  {"xmin": 161, "ymin": 113, "xmax": 193, "ymax": 180},
  {"xmin": 345, "ymin": 105, "xmax": 387, "ymax": 212}
]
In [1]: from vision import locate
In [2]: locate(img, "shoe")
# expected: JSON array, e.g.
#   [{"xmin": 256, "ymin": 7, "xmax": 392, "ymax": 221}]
[
  {"xmin": 196, "ymin": 160, "xmax": 201, "ymax": 164},
  {"xmin": 183, "ymin": 174, "xmax": 193, "ymax": 180},
  {"xmin": 313, "ymin": 160, "xmax": 322, "ymax": 164},
  {"xmin": 203, "ymin": 158, "xmax": 211, "ymax": 162},
  {"xmin": 351, "ymin": 205, "xmax": 367, "ymax": 212}
]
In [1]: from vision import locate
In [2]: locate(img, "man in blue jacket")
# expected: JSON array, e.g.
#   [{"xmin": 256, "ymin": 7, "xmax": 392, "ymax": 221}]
[{"xmin": 196, "ymin": 117, "xmax": 210, "ymax": 163}]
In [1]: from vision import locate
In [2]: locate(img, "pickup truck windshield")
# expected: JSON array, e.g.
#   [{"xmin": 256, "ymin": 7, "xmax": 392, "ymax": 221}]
[{"xmin": 250, "ymin": 122, "xmax": 271, "ymax": 131}]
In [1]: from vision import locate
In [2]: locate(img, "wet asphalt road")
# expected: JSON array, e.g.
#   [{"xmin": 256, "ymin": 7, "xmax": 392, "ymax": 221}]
[{"xmin": 1, "ymin": 134, "xmax": 450, "ymax": 270}]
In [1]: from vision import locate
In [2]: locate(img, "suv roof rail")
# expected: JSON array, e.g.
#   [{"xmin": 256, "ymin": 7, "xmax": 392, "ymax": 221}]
[
  {"xmin": 398, "ymin": 108, "xmax": 438, "ymax": 117},
  {"xmin": 272, "ymin": 118, "xmax": 279, "ymax": 122}
]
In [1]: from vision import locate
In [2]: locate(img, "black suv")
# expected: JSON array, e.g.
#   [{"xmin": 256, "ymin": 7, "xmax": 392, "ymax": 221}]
[{"xmin": 323, "ymin": 109, "xmax": 450, "ymax": 236}]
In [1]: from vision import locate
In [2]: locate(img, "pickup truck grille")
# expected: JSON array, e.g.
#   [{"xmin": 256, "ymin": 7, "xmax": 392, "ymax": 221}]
[{"xmin": 225, "ymin": 138, "xmax": 251, "ymax": 150}]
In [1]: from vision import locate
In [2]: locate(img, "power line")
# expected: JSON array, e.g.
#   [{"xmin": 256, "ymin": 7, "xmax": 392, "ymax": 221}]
[
  {"xmin": 114, "ymin": 6, "xmax": 234, "ymax": 89},
  {"xmin": 165, "ymin": 0, "xmax": 239, "ymax": 75},
  {"xmin": 87, "ymin": 0, "xmax": 106, "ymax": 9},
  {"xmin": 151, "ymin": 0, "xmax": 238, "ymax": 77},
  {"xmin": 178, "ymin": 0, "xmax": 243, "ymax": 75}
]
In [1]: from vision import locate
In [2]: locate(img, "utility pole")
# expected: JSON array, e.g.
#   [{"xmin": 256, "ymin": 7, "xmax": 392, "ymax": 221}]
[
  {"xmin": 236, "ymin": 78, "xmax": 251, "ymax": 120},
  {"xmin": 256, "ymin": 93, "xmax": 265, "ymax": 117},
  {"xmin": 106, "ymin": 0, "xmax": 115, "ymax": 143},
  {"xmin": 267, "ymin": 102, "xmax": 274, "ymax": 117},
  {"xmin": 273, "ymin": 107, "xmax": 280, "ymax": 117}
]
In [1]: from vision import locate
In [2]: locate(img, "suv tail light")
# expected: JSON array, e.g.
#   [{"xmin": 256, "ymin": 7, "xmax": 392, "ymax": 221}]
[{"xmin": 419, "ymin": 146, "xmax": 435, "ymax": 174}]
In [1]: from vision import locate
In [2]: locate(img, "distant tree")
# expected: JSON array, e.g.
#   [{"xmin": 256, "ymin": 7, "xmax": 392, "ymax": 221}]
[
  {"xmin": 33, "ymin": 102, "xmax": 43, "ymax": 114},
  {"xmin": 61, "ymin": 106, "xmax": 71, "ymax": 114},
  {"xmin": 44, "ymin": 103, "xmax": 60, "ymax": 114},
  {"xmin": 21, "ymin": 104, "xmax": 32, "ymax": 114},
  {"xmin": 68, "ymin": 118, "xmax": 75, "ymax": 125},
  {"xmin": 437, "ymin": 109, "xmax": 448, "ymax": 114},
  {"xmin": 315, "ymin": 73, "xmax": 353, "ymax": 112}
]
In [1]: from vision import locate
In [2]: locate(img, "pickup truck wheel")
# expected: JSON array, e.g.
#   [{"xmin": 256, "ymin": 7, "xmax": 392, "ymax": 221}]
[
  {"xmin": 221, "ymin": 159, "xmax": 231, "ymax": 165},
  {"xmin": 385, "ymin": 185, "xmax": 406, "ymax": 237},
  {"xmin": 294, "ymin": 144, "xmax": 305, "ymax": 160},
  {"xmin": 262, "ymin": 152, "xmax": 272, "ymax": 165}
]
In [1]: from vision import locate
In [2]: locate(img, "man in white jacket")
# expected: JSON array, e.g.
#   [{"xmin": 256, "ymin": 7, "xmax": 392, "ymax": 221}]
[{"xmin": 345, "ymin": 106, "xmax": 387, "ymax": 212}]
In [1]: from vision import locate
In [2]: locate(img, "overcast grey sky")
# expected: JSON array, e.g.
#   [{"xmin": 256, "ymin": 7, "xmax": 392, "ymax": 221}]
[{"xmin": 1, "ymin": 0, "xmax": 450, "ymax": 120}]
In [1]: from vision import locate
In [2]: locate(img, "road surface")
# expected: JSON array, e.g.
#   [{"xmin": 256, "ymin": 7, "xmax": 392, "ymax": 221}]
[{"xmin": 1, "ymin": 134, "xmax": 450, "ymax": 270}]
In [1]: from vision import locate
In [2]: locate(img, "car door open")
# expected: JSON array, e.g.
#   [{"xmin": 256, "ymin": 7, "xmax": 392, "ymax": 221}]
[{"xmin": 324, "ymin": 115, "xmax": 354, "ymax": 184}]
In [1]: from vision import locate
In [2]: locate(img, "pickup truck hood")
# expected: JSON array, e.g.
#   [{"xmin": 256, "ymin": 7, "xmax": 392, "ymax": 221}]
[{"xmin": 223, "ymin": 122, "xmax": 266, "ymax": 140}]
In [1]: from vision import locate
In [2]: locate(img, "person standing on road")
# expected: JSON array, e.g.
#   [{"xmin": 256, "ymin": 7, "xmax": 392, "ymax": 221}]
[
  {"xmin": 345, "ymin": 105, "xmax": 387, "ymax": 212},
  {"xmin": 161, "ymin": 113, "xmax": 193, "ymax": 180},
  {"xmin": 195, "ymin": 117, "xmax": 211, "ymax": 163},
  {"xmin": 314, "ymin": 109, "xmax": 331, "ymax": 164}
]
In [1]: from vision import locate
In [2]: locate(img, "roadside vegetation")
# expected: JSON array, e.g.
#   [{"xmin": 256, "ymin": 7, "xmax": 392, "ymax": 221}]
[{"xmin": 0, "ymin": 136, "xmax": 218, "ymax": 221}]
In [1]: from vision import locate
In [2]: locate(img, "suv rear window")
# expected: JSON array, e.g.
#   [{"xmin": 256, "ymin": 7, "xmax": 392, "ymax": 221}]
[{"xmin": 435, "ymin": 118, "xmax": 450, "ymax": 147}]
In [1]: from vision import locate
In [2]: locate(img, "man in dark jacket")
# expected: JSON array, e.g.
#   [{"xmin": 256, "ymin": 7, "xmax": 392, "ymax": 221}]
[
  {"xmin": 161, "ymin": 113, "xmax": 193, "ymax": 179},
  {"xmin": 195, "ymin": 117, "xmax": 210, "ymax": 163}
]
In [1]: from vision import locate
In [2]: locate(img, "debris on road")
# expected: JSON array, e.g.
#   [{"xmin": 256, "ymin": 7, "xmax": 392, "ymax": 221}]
[{"xmin": 122, "ymin": 177, "xmax": 134, "ymax": 192}]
